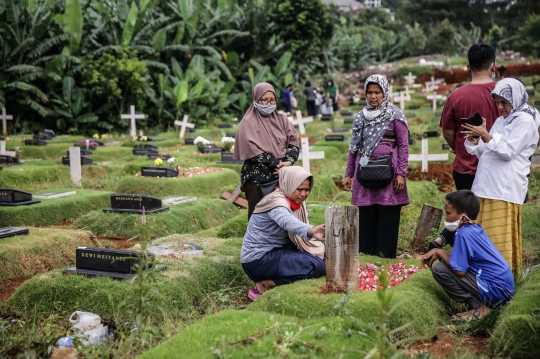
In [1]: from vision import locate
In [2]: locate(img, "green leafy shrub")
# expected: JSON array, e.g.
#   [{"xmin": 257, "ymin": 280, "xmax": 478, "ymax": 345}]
[{"xmin": 396, "ymin": 65, "xmax": 433, "ymax": 82}]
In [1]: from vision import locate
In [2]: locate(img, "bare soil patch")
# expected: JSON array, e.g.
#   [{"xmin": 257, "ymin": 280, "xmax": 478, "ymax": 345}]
[
  {"xmin": 408, "ymin": 163, "xmax": 455, "ymax": 192},
  {"xmin": 406, "ymin": 328, "xmax": 489, "ymax": 358},
  {"xmin": 0, "ymin": 278, "xmax": 27, "ymax": 301}
]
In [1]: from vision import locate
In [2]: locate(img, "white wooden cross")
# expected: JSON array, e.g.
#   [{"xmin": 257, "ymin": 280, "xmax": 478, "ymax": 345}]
[
  {"xmin": 405, "ymin": 72, "xmax": 417, "ymax": 87},
  {"xmin": 425, "ymin": 76, "xmax": 439, "ymax": 92},
  {"xmin": 299, "ymin": 137, "xmax": 325, "ymax": 172},
  {"xmin": 121, "ymin": 105, "xmax": 145, "ymax": 137},
  {"xmin": 288, "ymin": 110, "xmax": 313, "ymax": 136},
  {"xmin": 426, "ymin": 93, "xmax": 447, "ymax": 113},
  {"xmin": 408, "ymin": 138, "xmax": 448, "ymax": 172},
  {"xmin": 174, "ymin": 114, "xmax": 195, "ymax": 140},
  {"xmin": 1, "ymin": 107, "xmax": 13, "ymax": 137},
  {"xmin": 393, "ymin": 91, "xmax": 410, "ymax": 111},
  {"xmin": 0, "ymin": 140, "xmax": 17, "ymax": 157}
]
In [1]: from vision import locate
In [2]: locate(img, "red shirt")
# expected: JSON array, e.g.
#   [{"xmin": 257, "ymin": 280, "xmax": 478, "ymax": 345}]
[{"xmin": 440, "ymin": 82, "xmax": 500, "ymax": 175}]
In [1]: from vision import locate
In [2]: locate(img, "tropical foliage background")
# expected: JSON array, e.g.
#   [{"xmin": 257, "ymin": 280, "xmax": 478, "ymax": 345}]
[{"xmin": 1, "ymin": 0, "xmax": 539, "ymax": 134}]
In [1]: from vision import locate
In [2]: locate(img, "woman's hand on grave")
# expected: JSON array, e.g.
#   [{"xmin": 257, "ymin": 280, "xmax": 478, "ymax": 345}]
[
  {"xmin": 311, "ymin": 224, "xmax": 326, "ymax": 241},
  {"xmin": 343, "ymin": 177, "xmax": 352, "ymax": 191},
  {"xmin": 394, "ymin": 175, "xmax": 405, "ymax": 193}
]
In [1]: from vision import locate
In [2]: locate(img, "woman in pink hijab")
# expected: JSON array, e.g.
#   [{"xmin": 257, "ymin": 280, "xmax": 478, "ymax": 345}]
[{"xmin": 234, "ymin": 83, "xmax": 300, "ymax": 218}]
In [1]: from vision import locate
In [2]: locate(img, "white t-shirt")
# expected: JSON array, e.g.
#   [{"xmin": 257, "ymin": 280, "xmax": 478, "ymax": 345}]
[{"xmin": 465, "ymin": 113, "xmax": 539, "ymax": 204}]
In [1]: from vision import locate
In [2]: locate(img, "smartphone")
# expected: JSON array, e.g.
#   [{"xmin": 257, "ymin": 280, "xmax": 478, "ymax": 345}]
[{"xmin": 460, "ymin": 112, "xmax": 483, "ymax": 127}]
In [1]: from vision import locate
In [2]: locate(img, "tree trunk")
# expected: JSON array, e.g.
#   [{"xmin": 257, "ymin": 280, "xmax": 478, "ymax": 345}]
[
  {"xmin": 412, "ymin": 204, "xmax": 443, "ymax": 249},
  {"xmin": 325, "ymin": 206, "xmax": 359, "ymax": 291}
]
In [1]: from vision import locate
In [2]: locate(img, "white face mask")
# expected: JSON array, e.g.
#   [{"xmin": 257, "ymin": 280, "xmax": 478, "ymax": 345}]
[{"xmin": 444, "ymin": 214, "xmax": 470, "ymax": 232}]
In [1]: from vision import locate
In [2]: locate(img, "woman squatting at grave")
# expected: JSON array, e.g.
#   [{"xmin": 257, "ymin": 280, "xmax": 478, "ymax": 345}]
[
  {"xmin": 240, "ymin": 166, "xmax": 326, "ymax": 300},
  {"xmin": 342, "ymin": 74, "xmax": 410, "ymax": 259},
  {"xmin": 234, "ymin": 82, "xmax": 299, "ymax": 219},
  {"xmin": 463, "ymin": 77, "xmax": 540, "ymax": 275}
]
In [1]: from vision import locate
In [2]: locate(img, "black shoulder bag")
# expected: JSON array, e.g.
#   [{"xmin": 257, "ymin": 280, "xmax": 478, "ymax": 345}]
[{"xmin": 355, "ymin": 122, "xmax": 396, "ymax": 188}]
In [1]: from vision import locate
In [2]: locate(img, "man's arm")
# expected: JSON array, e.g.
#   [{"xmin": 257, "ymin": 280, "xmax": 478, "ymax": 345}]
[
  {"xmin": 422, "ymin": 248, "xmax": 466, "ymax": 277},
  {"xmin": 443, "ymin": 129, "xmax": 456, "ymax": 151}
]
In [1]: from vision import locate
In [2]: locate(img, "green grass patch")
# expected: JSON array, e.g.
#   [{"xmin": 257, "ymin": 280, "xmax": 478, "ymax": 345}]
[
  {"xmin": 0, "ymin": 228, "xmax": 94, "ymax": 283},
  {"xmin": 0, "ymin": 166, "xmax": 70, "ymax": 190},
  {"xmin": 0, "ymin": 189, "xmax": 112, "ymax": 227},
  {"xmin": 313, "ymin": 141, "xmax": 350, "ymax": 154},
  {"xmin": 247, "ymin": 255, "xmax": 449, "ymax": 339},
  {"xmin": 217, "ymin": 214, "xmax": 249, "ymax": 239},
  {"xmin": 72, "ymin": 199, "xmax": 239, "ymax": 239},
  {"xmin": 113, "ymin": 169, "xmax": 240, "ymax": 198},
  {"xmin": 137, "ymin": 310, "xmax": 380, "ymax": 359},
  {"xmin": 310, "ymin": 175, "xmax": 339, "ymax": 201},
  {"xmin": 489, "ymin": 269, "xmax": 540, "ymax": 358}
]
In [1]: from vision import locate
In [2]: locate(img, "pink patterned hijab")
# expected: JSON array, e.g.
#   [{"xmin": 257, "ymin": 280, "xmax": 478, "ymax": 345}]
[{"xmin": 234, "ymin": 83, "xmax": 299, "ymax": 160}]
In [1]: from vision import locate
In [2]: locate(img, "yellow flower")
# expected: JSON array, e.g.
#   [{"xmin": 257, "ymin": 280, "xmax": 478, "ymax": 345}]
[
  {"xmin": 132, "ymin": 136, "xmax": 138, "ymax": 141},
  {"xmin": 141, "ymin": 136, "xmax": 148, "ymax": 141},
  {"xmin": 154, "ymin": 158, "xmax": 163, "ymax": 166},
  {"xmin": 93, "ymin": 133, "xmax": 99, "ymax": 139},
  {"xmin": 101, "ymin": 134, "xmax": 108, "ymax": 139},
  {"xmin": 231, "ymin": 145, "xmax": 234, "ymax": 151}
]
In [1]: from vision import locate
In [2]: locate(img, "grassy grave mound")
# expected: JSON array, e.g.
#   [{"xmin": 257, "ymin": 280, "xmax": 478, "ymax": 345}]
[
  {"xmin": 217, "ymin": 214, "xmax": 249, "ymax": 239},
  {"xmin": 3, "ymin": 242, "xmax": 251, "ymax": 321},
  {"xmin": 489, "ymin": 269, "xmax": 540, "ymax": 358},
  {"xmin": 310, "ymin": 175, "xmax": 339, "ymax": 201},
  {"xmin": 5, "ymin": 142, "xmax": 71, "ymax": 159},
  {"xmin": 72, "ymin": 199, "xmax": 238, "ymax": 239},
  {"xmin": 0, "ymin": 189, "xmax": 112, "ymax": 227},
  {"xmin": 137, "ymin": 309, "xmax": 380, "ymax": 359},
  {"xmin": 247, "ymin": 256, "xmax": 450, "ymax": 339},
  {"xmin": 313, "ymin": 141, "xmax": 350, "ymax": 154},
  {"xmin": 0, "ymin": 166, "xmax": 70, "ymax": 190},
  {"xmin": 113, "ymin": 169, "xmax": 239, "ymax": 198},
  {"xmin": 121, "ymin": 139, "xmax": 182, "ymax": 148},
  {"xmin": 0, "ymin": 228, "xmax": 94, "ymax": 283}
]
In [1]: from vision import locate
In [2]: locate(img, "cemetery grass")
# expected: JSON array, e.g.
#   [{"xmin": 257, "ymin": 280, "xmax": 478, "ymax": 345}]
[{"xmin": 0, "ymin": 189, "xmax": 112, "ymax": 227}]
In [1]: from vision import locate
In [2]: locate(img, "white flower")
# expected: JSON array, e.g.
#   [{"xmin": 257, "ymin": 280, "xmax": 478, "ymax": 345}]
[
  {"xmin": 221, "ymin": 136, "xmax": 235, "ymax": 143},
  {"xmin": 167, "ymin": 157, "xmax": 176, "ymax": 164},
  {"xmin": 193, "ymin": 136, "xmax": 210, "ymax": 145}
]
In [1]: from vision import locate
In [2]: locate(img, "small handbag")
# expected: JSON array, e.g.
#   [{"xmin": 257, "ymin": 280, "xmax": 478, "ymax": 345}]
[
  {"xmin": 355, "ymin": 122, "xmax": 396, "ymax": 188},
  {"xmin": 356, "ymin": 154, "xmax": 394, "ymax": 188},
  {"xmin": 259, "ymin": 179, "xmax": 279, "ymax": 196}
]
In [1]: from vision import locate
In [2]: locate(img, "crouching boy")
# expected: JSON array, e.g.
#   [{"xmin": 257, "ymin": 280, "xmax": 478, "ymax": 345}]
[{"xmin": 422, "ymin": 190, "xmax": 514, "ymax": 320}]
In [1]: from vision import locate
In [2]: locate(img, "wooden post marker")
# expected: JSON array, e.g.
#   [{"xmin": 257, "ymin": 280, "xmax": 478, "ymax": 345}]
[
  {"xmin": 69, "ymin": 146, "xmax": 82, "ymax": 187},
  {"xmin": 174, "ymin": 114, "xmax": 195, "ymax": 140},
  {"xmin": 1, "ymin": 107, "xmax": 13, "ymax": 137},
  {"xmin": 412, "ymin": 204, "xmax": 443, "ymax": 248},
  {"xmin": 121, "ymin": 105, "xmax": 145, "ymax": 137},
  {"xmin": 325, "ymin": 206, "xmax": 359, "ymax": 291}
]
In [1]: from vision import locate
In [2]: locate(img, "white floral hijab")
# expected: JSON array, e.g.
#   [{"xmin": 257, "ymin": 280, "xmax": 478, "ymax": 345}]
[
  {"xmin": 349, "ymin": 74, "xmax": 408, "ymax": 156},
  {"xmin": 492, "ymin": 78, "xmax": 540, "ymax": 127}
]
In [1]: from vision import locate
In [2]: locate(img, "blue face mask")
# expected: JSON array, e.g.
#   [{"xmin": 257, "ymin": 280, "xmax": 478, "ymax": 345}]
[{"xmin": 254, "ymin": 103, "xmax": 276, "ymax": 117}]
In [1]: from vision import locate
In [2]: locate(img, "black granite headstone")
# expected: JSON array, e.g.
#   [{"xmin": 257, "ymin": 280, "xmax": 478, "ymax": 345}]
[
  {"xmin": 218, "ymin": 123, "xmax": 232, "ymax": 128},
  {"xmin": 340, "ymin": 110, "xmax": 353, "ymax": 116},
  {"xmin": 33, "ymin": 133, "xmax": 53, "ymax": 141},
  {"xmin": 135, "ymin": 144, "xmax": 158, "ymax": 150},
  {"xmin": 147, "ymin": 153, "xmax": 172, "ymax": 160},
  {"xmin": 219, "ymin": 152, "xmax": 243, "ymax": 164},
  {"xmin": 435, "ymin": 111, "xmax": 443, "ymax": 117},
  {"xmin": 67, "ymin": 149, "xmax": 93, "ymax": 156},
  {"xmin": 133, "ymin": 148, "xmax": 159, "ymax": 156},
  {"xmin": 535, "ymin": 100, "xmax": 540, "ymax": 106},
  {"xmin": 0, "ymin": 136, "xmax": 4, "ymax": 140},
  {"xmin": 43, "ymin": 129, "xmax": 56, "ymax": 137},
  {"xmin": 442, "ymin": 143, "xmax": 450, "ymax": 150},
  {"xmin": 321, "ymin": 114, "xmax": 333, "ymax": 122},
  {"xmin": 526, "ymin": 90, "xmax": 535, "ymax": 96},
  {"xmin": 0, "ymin": 227, "xmax": 29, "ymax": 239},
  {"xmin": 203, "ymin": 144, "xmax": 223, "ymax": 153},
  {"xmin": 187, "ymin": 128, "xmax": 196, "ymax": 133},
  {"xmin": 225, "ymin": 132, "xmax": 236, "ymax": 138},
  {"xmin": 141, "ymin": 167, "xmax": 178, "ymax": 178},
  {"xmin": 0, "ymin": 188, "xmax": 41, "ymax": 206},
  {"xmin": 343, "ymin": 118, "xmax": 354, "ymax": 124},
  {"xmin": 408, "ymin": 138, "xmax": 416, "ymax": 145},
  {"xmin": 424, "ymin": 131, "xmax": 440, "ymax": 138},
  {"xmin": 62, "ymin": 156, "xmax": 94, "ymax": 166},
  {"xmin": 332, "ymin": 128, "xmax": 349, "ymax": 133},
  {"xmin": 63, "ymin": 247, "xmax": 165, "ymax": 279},
  {"xmin": 184, "ymin": 138, "xmax": 195, "ymax": 145},
  {"xmin": 25, "ymin": 139, "xmax": 47, "ymax": 146},
  {"xmin": 103, "ymin": 194, "xmax": 169, "ymax": 214},
  {"xmin": 0, "ymin": 154, "xmax": 18, "ymax": 164},
  {"xmin": 325, "ymin": 134, "xmax": 347, "ymax": 142},
  {"xmin": 405, "ymin": 113, "xmax": 416, "ymax": 119},
  {"xmin": 408, "ymin": 105, "xmax": 420, "ymax": 110}
]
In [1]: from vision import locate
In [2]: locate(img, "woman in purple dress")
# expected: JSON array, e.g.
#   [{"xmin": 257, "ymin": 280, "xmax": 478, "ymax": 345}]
[{"xmin": 342, "ymin": 74, "xmax": 410, "ymax": 258}]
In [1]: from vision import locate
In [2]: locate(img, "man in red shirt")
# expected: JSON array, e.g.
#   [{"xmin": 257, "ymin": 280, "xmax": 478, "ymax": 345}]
[
  {"xmin": 430, "ymin": 44, "xmax": 500, "ymax": 250},
  {"xmin": 440, "ymin": 43, "xmax": 500, "ymax": 190}
]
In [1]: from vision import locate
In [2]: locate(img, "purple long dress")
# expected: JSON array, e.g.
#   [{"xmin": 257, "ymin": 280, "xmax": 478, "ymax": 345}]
[{"xmin": 345, "ymin": 120, "xmax": 410, "ymax": 206}]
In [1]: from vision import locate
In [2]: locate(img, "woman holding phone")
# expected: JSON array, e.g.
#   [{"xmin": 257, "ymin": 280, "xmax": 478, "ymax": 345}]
[{"xmin": 463, "ymin": 77, "xmax": 540, "ymax": 275}]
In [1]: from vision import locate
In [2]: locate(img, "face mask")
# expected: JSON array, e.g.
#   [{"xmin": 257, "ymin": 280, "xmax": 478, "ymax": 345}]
[
  {"xmin": 254, "ymin": 102, "xmax": 276, "ymax": 117},
  {"xmin": 444, "ymin": 214, "xmax": 470, "ymax": 232},
  {"xmin": 328, "ymin": 82, "xmax": 332, "ymax": 87}
]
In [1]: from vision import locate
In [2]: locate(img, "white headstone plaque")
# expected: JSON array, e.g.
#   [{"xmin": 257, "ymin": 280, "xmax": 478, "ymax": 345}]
[{"xmin": 69, "ymin": 146, "xmax": 82, "ymax": 187}]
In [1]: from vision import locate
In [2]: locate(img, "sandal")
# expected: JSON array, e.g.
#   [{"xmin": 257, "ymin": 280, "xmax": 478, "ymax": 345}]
[
  {"xmin": 248, "ymin": 287, "xmax": 261, "ymax": 301},
  {"xmin": 451, "ymin": 310, "xmax": 483, "ymax": 322}
]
